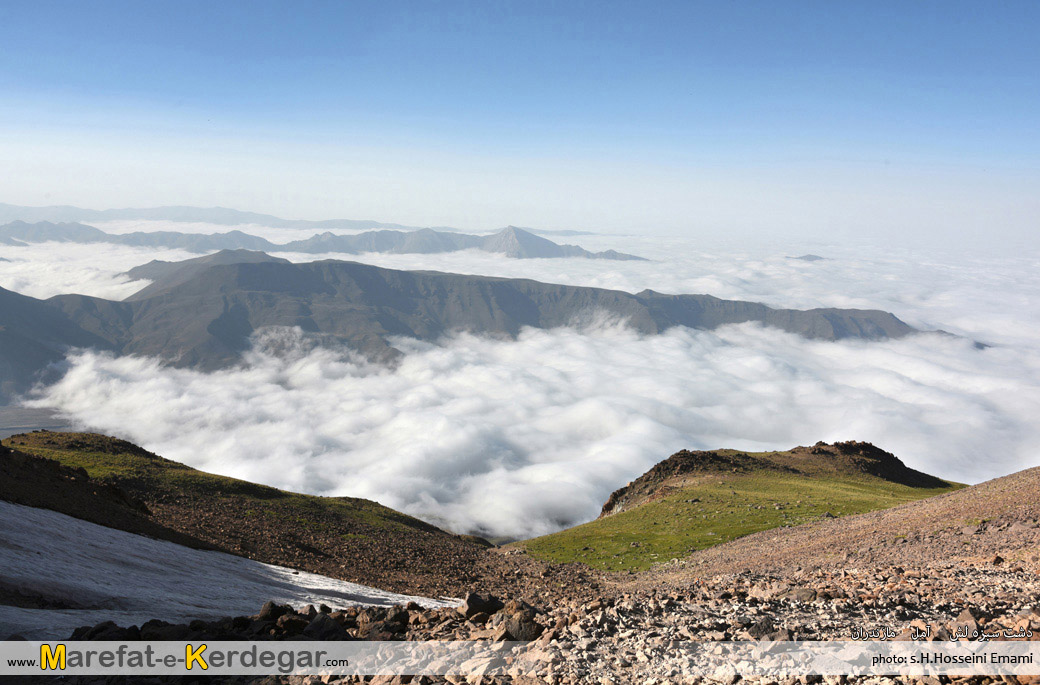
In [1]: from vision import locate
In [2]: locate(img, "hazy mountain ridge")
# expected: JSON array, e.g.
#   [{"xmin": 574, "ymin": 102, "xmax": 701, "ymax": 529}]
[
  {"xmin": 0, "ymin": 252, "xmax": 915, "ymax": 400},
  {"xmin": 0, "ymin": 203, "xmax": 429, "ymax": 231},
  {"xmin": 0, "ymin": 219, "xmax": 640, "ymax": 260},
  {"xmin": 0, "ymin": 220, "xmax": 276, "ymax": 252},
  {"xmin": 278, "ymin": 224, "xmax": 644, "ymax": 259},
  {"xmin": 0, "ymin": 201, "xmax": 601, "ymax": 237}
]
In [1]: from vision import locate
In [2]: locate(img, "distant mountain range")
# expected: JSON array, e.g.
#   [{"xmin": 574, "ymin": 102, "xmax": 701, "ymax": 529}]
[
  {"xmin": 0, "ymin": 202, "xmax": 597, "ymax": 236},
  {"xmin": 0, "ymin": 250, "xmax": 917, "ymax": 401},
  {"xmin": 0, "ymin": 220, "xmax": 642, "ymax": 260},
  {"xmin": 0, "ymin": 203, "xmax": 436, "ymax": 231}
]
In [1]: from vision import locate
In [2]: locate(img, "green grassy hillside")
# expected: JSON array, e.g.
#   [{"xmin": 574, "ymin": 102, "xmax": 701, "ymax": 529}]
[
  {"xmin": 3, "ymin": 431, "xmax": 434, "ymax": 533},
  {"xmin": 520, "ymin": 443, "xmax": 962, "ymax": 572}
]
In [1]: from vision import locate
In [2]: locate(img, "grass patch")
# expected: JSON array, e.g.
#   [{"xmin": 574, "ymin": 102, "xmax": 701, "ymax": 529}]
[{"xmin": 520, "ymin": 470, "xmax": 962, "ymax": 572}]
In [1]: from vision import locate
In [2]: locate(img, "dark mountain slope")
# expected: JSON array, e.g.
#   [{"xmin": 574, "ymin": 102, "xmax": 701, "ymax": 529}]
[
  {"xmin": 39, "ymin": 257, "xmax": 916, "ymax": 374},
  {"xmin": 0, "ymin": 440, "xmax": 211, "ymax": 552},
  {"xmin": 638, "ymin": 289, "xmax": 910, "ymax": 340},
  {"xmin": 0, "ymin": 431, "xmax": 539, "ymax": 597},
  {"xmin": 0, "ymin": 255, "xmax": 917, "ymax": 398},
  {"xmin": 0, "ymin": 287, "xmax": 116, "ymax": 399}
]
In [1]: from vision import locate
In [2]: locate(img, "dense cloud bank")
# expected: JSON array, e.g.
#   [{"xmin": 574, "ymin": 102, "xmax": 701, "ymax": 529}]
[
  {"xmin": 0, "ymin": 241, "xmax": 197, "ymax": 300},
  {"xmin": 30, "ymin": 322, "xmax": 1040, "ymax": 539}
]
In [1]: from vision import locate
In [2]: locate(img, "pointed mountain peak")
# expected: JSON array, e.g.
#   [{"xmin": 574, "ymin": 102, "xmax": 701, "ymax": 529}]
[{"xmin": 494, "ymin": 225, "xmax": 536, "ymax": 237}]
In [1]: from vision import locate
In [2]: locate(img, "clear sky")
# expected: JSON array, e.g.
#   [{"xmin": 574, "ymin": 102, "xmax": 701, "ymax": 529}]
[{"xmin": 1, "ymin": 1, "xmax": 1037, "ymax": 245}]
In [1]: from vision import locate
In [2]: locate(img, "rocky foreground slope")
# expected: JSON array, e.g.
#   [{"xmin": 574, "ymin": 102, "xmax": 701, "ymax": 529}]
[
  {"xmin": 27, "ymin": 465, "xmax": 1040, "ymax": 685},
  {"xmin": 36, "ymin": 562, "xmax": 1040, "ymax": 684},
  {"xmin": 6, "ymin": 435, "xmax": 1040, "ymax": 684}
]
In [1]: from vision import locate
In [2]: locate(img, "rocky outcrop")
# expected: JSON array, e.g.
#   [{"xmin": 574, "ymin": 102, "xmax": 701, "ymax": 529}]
[
  {"xmin": 792, "ymin": 440, "xmax": 950, "ymax": 488},
  {"xmin": 599, "ymin": 449, "xmax": 788, "ymax": 516}
]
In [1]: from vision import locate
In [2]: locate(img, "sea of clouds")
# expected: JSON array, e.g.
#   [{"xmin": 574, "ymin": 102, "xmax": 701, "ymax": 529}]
[
  {"xmin": 0, "ymin": 240, "xmax": 199, "ymax": 300},
  {"xmin": 3, "ymin": 222, "xmax": 1039, "ymax": 539}
]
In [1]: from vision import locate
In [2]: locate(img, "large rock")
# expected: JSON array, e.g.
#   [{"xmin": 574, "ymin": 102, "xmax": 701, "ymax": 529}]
[
  {"xmin": 257, "ymin": 600, "xmax": 289, "ymax": 622},
  {"xmin": 458, "ymin": 592, "xmax": 505, "ymax": 619},
  {"xmin": 502, "ymin": 600, "xmax": 543, "ymax": 641},
  {"xmin": 781, "ymin": 587, "xmax": 818, "ymax": 603},
  {"xmin": 303, "ymin": 612, "xmax": 345, "ymax": 640}
]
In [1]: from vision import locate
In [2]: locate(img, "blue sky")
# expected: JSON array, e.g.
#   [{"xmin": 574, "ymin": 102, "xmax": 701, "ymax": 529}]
[{"xmin": 0, "ymin": 1, "xmax": 1037, "ymax": 243}]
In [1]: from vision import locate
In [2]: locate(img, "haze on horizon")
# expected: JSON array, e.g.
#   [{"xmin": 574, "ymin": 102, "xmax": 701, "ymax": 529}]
[{"xmin": 1, "ymin": 1, "xmax": 1038, "ymax": 250}]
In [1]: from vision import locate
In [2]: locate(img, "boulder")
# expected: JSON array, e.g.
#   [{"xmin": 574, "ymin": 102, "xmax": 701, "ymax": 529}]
[
  {"xmin": 458, "ymin": 592, "xmax": 504, "ymax": 619},
  {"xmin": 303, "ymin": 613, "xmax": 343, "ymax": 640},
  {"xmin": 502, "ymin": 600, "xmax": 543, "ymax": 641},
  {"xmin": 747, "ymin": 618, "xmax": 776, "ymax": 639},
  {"xmin": 782, "ymin": 588, "xmax": 817, "ymax": 603},
  {"xmin": 257, "ymin": 600, "xmax": 289, "ymax": 621}
]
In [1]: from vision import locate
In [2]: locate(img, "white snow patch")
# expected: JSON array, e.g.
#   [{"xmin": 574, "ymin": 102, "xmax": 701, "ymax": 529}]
[{"xmin": 0, "ymin": 501, "xmax": 456, "ymax": 640}]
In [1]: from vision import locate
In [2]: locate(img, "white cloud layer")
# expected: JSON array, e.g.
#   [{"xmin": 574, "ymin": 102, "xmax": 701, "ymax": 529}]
[
  {"xmin": 0, "ymin": 241, "xmax": 198, "ymax": 300},
  {"xmin": 29, "ymin": 322, "xmax": 1040, "ymax": 540}
]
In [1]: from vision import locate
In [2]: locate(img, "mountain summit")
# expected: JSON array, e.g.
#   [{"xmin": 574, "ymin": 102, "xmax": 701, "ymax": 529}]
[
  {"xmin": 123, "ymin": 250, "xmax": 292, "ymax": 300},
  {"xmin": 479, "ymin": 226, "xmax": 644, "ymax": 260}
]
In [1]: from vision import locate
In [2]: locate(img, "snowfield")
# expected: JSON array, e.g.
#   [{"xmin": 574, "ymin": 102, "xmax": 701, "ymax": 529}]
[{"xmin": 0, "ymin": 501, "xmax": 457, "ymax": 639}]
